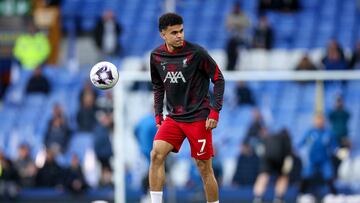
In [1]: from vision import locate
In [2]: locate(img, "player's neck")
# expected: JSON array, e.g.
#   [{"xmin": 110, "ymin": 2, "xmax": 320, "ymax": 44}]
[
  {"xmin": 165, "ymin": 43, "xmax": 177, "ymax": 53},
  {"xmin": 165, "ymin": 42, "xmax": 185, "ymax": 53}
]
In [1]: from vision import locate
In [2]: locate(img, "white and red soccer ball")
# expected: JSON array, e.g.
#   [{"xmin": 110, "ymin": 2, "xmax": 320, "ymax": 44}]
[{"xmin": 90, "ymin": 61, "xmax": 119, "ymax": 90}]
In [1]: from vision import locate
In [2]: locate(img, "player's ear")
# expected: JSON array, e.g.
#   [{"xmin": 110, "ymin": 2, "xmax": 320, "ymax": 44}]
[{"xmin": 160, "ymin": 31, "xmax": 166, "ymax": 40}]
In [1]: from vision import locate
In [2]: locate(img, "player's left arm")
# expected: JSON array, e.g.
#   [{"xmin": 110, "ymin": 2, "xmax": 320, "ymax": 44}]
[{"xmin": 199, "ymin": 48, "xmax": 225, "ymax": 130}]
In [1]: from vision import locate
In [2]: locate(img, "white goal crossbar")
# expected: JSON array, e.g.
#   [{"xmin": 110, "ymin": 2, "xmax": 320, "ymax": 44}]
[
  {"xmin": 115, "ymin": 70, "xmax": 360, "ymax": 82},
  {"xmin": 113, "ymin": 70, "xmax": 360, "ymax": 203}
]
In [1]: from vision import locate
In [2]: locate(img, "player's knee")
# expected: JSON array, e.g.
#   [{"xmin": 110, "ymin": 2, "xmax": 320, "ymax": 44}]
[
  {"xmin": 195, "ymin": 160, "xmax": 213, "ymax": 177},
  {"xmin": 150, "ymin": 149, "xmax": 166, "ymax": 164}
]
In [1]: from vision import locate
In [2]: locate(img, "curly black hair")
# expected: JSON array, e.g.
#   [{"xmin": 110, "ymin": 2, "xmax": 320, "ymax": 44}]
[{"xmin": 158, "ymin": 13, "xmax": 183, "ymax": 31}]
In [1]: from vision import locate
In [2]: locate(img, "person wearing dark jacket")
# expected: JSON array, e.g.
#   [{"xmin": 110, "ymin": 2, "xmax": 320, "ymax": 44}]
[
  {"xmin": 36, "ymin": 148, "xmax": 63, "ymax": 187},
  {"xmin": 64, "ymin": 154, "xmax": 88, "ymax": 194},
  {"xmin": 253, "ymin": 15, "xmax": 273, "ymax": 50},
  {"xmin": 77, "ymin": 92, "xmax": 97, "ymax": 132},
  {"xmin": 233, "ymin": 143, "xmax": 260, "ymax": 186},
  {"xmin": 236, "ymin": 81, "xmax": 256, "ymax": 106},
  {"xmin": 328, "ymin": 96, "xmax": 350, "ymax": 147},
  {"xmin": 93, "ymin": 10, "xmax": 122, "ymax": 57},
  {"xmin": 0, "ymin": 150, "xmax": 20, "ymax": 200},
  {"xmin": 253, "ymin": 129, "xmax": 294, "ymax": 203},
  {"xmin": 45, "ymin": 115, "xmax": 72, "ymax": 154},
  {"xmin": 25, "ymin": 67, "xmax": 51, "ymax": 95}
]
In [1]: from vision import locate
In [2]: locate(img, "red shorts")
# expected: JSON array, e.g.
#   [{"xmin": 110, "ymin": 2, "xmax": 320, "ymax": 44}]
[{"xmin": 154, "ymin": 117, "xmax": 214, "ymax": 160}]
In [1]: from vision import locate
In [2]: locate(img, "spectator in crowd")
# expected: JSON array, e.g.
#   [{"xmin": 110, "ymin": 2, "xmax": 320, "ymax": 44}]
[
  {"xmin": 328, "ymin": 96, "xmax": 351, "ymax": 178},
  {"xmin": 25, "ymin": 67, "xmax": 51, "ymax": 95},
  {"xmin": 298, "ymin": 113, "xmax": 337, "ymax": 195},
  {"xmin": 253, "ymin": 15, "xmax": 273, "ymax": 50},
  {"xmin": 274, "ymin": 0, "xmax": 300, "ymax": 12},
  {"xmin": 322, "ymin": 40, "xmax": 348, "ymax": 70},
  {"xmin": 328, "ymin": 96, "xmax": 350, "ymax": 148},
  {"xmin": 50, "ymin": 103, "xmax": 67, "ymax": 123},
  {"xmin": 14, "ymin": 143, "xmax": 37, "ymax": 187},
  {"xmin": 77, "ymin": 92, "xmax": 97, "ymax": 132},
  {"xmin": 225, "ymin": 2, "xmax": 251, "ymax": 70},
  {"xmin": 93, "ymin": 10, "xmax": 123, "ymax": 58},
  {"xmin": 253, "ymin": 129, "xmax": 294, "ymax": 203},
  {"xmin": 0, "ymin": 149, "xmax": 20, "ymax": 200},
  {"xmin": 258, "ymin": 0, "xmax": 274, "ymax": 14},
  {"xmin": 13, "ymin": 19, "xmax": 50, "ymax": 70},
  {"xmin": 64, "ymin": 154, "xmax": 88, "ymax": 194},
  {"xmin": 46, "ymin": 0, "xmax": 62, "ymax": 6},
  {"xmin": 45, "ymin": 110, "xmax": 72, "ymax": 154},
  {"xmin": 232, "ymin": 143, "xmax": 259, "ymax": 186},
  {"xmin": 235, "ymin": 81, "xmax": 256, "ymax": 106},
  {"xmin": 36, "ymin": 148, "xmax": 64, "ymax": 187},
  {"xmin": 226, "ymin": 2, "xmax": 251, "ymax": 42},
  {"xmin": 94, "ymin": 113, "xmax": 113, "ymax": 172},
  {"xmin": 79, "ymin": 81, "xmax": 98, "ymax": 103},
  {"xmin": 134, "ymin": 113, "xmax": 157, "ymax": 201},
  {"xmin": 225, "ymin": 37, "xmax": 240, "ymax": 71},
  {"xmin": 243, "ymin": 108, "xmax": 266, "ymax": 150},
  {"xmin": 349, "ymin": 41, "xmax": 360, "ymax": 69},
  {"xmin": 295, "ymin": 55, "xmax": 318, "ymax": 71},
  {"xmin": 258, "ymin": 0, "xmax": 299, "ymax": 14}
]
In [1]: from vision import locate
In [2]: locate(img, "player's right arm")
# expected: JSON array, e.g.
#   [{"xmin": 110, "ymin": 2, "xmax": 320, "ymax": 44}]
[{"xmin": 150, "ymin": 54, "xmax": 165, "ymax": 127}]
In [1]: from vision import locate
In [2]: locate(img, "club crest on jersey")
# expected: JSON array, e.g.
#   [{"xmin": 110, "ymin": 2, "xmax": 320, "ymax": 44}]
[
  {"xmin": 182, "ymin": 58, "xmax": 188, "ymax": 68},
  {"xmin": 164, "ymin": 71, "xmax": 186, "ymax": 83}
]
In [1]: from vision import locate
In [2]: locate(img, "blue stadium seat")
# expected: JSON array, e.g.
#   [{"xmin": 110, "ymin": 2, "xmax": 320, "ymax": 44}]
[
  {"xmin": 23, "ymin": 93, "xmax": 46, "ymax": 108},
  {"xmin": 66, "ymin": 132, "xmax": 94, "ymax": 162},
  {"xmin": 61, "ymin": 0, "xmax": 82, "ymax": 17}
]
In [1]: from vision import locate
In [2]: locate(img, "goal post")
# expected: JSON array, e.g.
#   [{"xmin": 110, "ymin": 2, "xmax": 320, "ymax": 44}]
[{"xmin": 113, "ymin": 69, "xmax": 360, "ymax": 203}]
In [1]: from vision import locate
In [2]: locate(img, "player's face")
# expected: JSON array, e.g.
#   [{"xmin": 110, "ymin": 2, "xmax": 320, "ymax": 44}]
[{"xmin": 160, "ymin": 24, "xmax": 184, "ymax": 50}]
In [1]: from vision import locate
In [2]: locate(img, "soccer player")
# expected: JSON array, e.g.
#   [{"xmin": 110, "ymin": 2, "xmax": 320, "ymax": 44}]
[
  {"xmin": 149, "ymin": 13, "xmax": 225, "ymax": 203},
  {"xmin": 253, "ymin": 129, "xmax": 294, "ymax": 203}
]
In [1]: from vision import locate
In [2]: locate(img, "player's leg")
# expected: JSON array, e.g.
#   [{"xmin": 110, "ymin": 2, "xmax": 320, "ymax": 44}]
[
  {"xmin": 149, "ymin": 117, "xmax": 186, "ymax": 203},
  {"xmin": 149, "ymin": 140, "xmax": 173, "ymax": 203},
  {"xmin": 274, "ymin": 175, "xmax": 289, "ymax": 203},
  {"xmin": 181, "ymin": 120, "xmax": 218, "ymax": 202},
  {"xmin": 253, "ymin": 157, "xmax": 271, "ymax": 202},
  {"xmin": 149, "ymin": 140, "xmax": 173, "ymax": 191},
  {"xmin": 274, "ymin": 155, "xmax": 293, "ymax": 202},
  {"xmin": 194, "ymin": 158, "xmax": 219, "ymax": 203},
  {"xmin": 253, "ymin": 172, "xmax": 269, "ymax": 202}
]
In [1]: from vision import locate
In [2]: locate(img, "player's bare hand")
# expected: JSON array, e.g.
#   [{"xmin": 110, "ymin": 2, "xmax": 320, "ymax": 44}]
[
  {"xmin": 206, "ymin": 118, "xmax": 217, "ymax": 130},
  {"xmin": 156, "ymin": 124, "xmax": 161, "ymax": 128}
]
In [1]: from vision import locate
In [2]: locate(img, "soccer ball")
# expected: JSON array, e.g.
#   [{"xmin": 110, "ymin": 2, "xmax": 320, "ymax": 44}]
[{"xmin": 90, "ymin": 61, "xmax": 119, "ymax": 89}]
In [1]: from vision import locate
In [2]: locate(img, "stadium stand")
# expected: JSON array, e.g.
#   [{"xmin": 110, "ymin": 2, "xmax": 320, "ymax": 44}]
[{"xmin": 0, "ymin": 0, "xmax": 360, "ymax": 202}]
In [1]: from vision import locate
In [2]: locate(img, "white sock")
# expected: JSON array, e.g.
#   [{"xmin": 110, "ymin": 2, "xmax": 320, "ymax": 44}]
[
  {"xmin": 207, "ymin": 201, "xmax": 219, "ymax": 203},
  {"xmin": 150, "ymin": 191, "xmax": 163, "ymax": 203}
]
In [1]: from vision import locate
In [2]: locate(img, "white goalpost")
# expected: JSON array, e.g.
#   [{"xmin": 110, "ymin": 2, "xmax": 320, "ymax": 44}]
[{"xmin": 113, "ymin": 69, "xmax": 360, "ymax": 203}]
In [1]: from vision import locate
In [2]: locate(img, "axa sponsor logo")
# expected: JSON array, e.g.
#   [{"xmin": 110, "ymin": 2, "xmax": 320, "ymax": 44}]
[{"xmin": 163, "ymin": 71, "xmax": 186, "ymax": 83}]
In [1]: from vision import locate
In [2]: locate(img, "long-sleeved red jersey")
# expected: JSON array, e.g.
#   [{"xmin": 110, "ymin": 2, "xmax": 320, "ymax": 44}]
[{"xmin": 150, "ymin": 41, "xmax": 225, "ymax": 122}]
